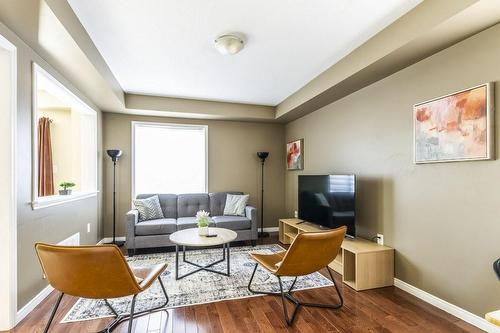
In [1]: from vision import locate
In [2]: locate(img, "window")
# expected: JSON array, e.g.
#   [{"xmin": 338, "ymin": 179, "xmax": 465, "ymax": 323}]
[
  {"xmin": 132, "ymin": 122, "xmax": 208, "ymax": 196},
  {"xmin": 32, "ymin": 64, "xmax": 97, "ymax": 209}
]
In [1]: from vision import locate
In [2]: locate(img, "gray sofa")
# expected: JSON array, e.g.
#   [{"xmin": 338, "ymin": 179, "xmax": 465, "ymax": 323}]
[{"xmin": 125, "ymin": 192, "xmax": 258, "ymax": 256}]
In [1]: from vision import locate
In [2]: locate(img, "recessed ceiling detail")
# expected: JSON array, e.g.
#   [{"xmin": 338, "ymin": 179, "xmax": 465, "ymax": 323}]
[{"xmin": 68, "ymin": 0, "xmax": 421, "ymax": 105}]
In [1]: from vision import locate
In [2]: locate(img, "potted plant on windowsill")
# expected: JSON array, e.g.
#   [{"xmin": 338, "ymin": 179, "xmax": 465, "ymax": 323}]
[
  {"xmin": 196, "ymin": 210, "xmax": 212, "ymax": 236},
  {"xmin": 59, "ymin": 182, "xmax": 75, "ymax": 195}
]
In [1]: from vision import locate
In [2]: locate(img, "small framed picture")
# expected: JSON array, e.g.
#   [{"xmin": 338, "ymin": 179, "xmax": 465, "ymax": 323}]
[{"xmin": 286, "ymin": 139, "xmax": 304, "ymax": 170}]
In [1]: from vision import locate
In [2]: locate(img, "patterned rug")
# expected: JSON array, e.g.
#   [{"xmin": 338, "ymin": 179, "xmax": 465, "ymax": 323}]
[{"xmin": 61, "ymin": 244, "xmax": 333, "ymax": 323}]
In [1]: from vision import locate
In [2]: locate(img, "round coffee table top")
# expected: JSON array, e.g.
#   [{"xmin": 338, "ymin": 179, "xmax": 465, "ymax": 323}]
[{"xmin": 170, "ymin": 227, "xmax": 237, "ymax": 247}]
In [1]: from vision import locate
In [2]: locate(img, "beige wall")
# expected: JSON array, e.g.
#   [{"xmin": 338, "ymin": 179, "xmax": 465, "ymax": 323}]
[
  {"xmin": 285, "ymin": 23, "xmax": 500, "ymax": 316},
  {"xmin": 102, "ymin": 113, "xmax": 286, "ymax": 237}
]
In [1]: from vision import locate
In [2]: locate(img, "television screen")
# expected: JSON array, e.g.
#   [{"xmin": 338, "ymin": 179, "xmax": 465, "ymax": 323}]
[{"xmin": 298, "ymin": 175, "xmax": 356, "ymax": 237}]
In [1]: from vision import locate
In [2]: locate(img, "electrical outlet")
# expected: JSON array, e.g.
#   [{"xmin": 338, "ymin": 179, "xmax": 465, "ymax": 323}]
[
  {"xmin": 294, "ymin": 210, "xmax": 298, "ymax": 218},
  {"xmin": 377, "ymin": 233, "xmax": 384, "ymax": 245},
  {"xmin": 87, "ymin": 223, "xmax": 91, "ymax": 233}
]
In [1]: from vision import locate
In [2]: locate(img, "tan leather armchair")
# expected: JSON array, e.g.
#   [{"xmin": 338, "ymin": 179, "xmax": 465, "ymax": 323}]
[
  {"xmin": 247, "ymin": 226, "xmax": 346, "ymax": 325},
  {"xmin": 35, "ymin": 243, "xmax": 168, "ymax": 333}
]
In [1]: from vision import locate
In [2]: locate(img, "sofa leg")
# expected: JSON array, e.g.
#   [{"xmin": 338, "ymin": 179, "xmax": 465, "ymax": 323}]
[
  {"xmin": 251, "ymin": 240, "xmax": 257, "ymax": 247},
  {"xmin": 127, "ymin": 249, "xmax": 135, "ymax": 257}
]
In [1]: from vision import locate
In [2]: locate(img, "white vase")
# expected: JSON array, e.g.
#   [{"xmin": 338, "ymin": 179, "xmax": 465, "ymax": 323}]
[{"xmin": 198, "ymin": 226, "xmax": 209, "ymax": 236}]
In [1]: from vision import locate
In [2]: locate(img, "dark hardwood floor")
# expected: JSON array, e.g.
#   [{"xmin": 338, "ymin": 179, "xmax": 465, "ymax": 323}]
[{"xmin": 6, "ymin": 235, "xmax": 483, "ymax": 333}]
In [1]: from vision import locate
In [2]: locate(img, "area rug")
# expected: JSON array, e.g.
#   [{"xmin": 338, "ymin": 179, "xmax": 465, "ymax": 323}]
[{"xmin": 61, "ymin": 244, "xmax": 333, "ymax": 323}]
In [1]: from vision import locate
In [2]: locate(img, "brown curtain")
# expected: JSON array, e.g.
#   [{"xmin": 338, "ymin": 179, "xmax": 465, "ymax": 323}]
[{"xmin": 38, "ymin": 117, "xmax": 54, "ymax": 196}]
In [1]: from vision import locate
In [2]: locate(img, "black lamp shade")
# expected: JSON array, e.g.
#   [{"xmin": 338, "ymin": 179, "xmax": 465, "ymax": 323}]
[
  {"xmin": 257, "ymin": 151, "xmax": 269, "ymax": 161},
  {"xmin": 107, "ymin": 149, "xmax": 122, "ymax": 162}
]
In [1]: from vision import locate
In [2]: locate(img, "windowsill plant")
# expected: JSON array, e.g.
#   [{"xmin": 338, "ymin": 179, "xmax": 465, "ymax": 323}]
[{"xmin": 59, "ymin": 182, "xmax": 76, "ymax": 195}]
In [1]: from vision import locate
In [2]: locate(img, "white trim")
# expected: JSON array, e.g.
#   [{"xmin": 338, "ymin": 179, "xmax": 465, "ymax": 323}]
[
  {"xmin": 0, "ymin": 33, "xmax": 17, "ymax": 331},
  {"xmin": 131, "ymin": 121, "xmax": 209, "ymax": 199},
  {"xmin": 16, "ymin": 285, "xmax": 54, "ymax": 325},
  {"xmin": 31, "ymin": 63, "xmax": 98, "ymax": 210},
  {"xmin": 96, "ymin": 231, "xmax": 278, "ymax": 244},
  {"xmin": 259, "ymin": 227, "xmax": 279, "ymax": 233},
  {"xmin": 15, "ymin": 233, "xmax": 80, "ymax": 325},
  {"xmin": 97, "ymin": 236, "xmax": 126, "ymax": 244},
  {"xmin": 31, "ymin": 191, "xmax": 98, "ymax": 210},
  {"xmin": 97, "ymin": 229, "xmax": 280, "ymax": 243},
  {"xmin": 394, "ymin": 278, "xmax": 500, "ymax": 333}
]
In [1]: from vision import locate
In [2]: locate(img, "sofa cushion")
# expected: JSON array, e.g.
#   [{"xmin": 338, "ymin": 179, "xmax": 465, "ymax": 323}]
[
  {"xmin": 137, "ymin": 194, "xmax": 177, "ymax": 218},
  {"xmin": 212, "ymin": 216, "xmax": 251, "ymax": 230},
  {"xmin": 135, "ymin": 218, "xmax": 177, "ymax": 236},
  {"xmin": 177, "ymin": 216, "xmax": 215, "ymax": 230},
  {"xmin": 209, "ymin": 192, "xmax": 243, "ymax": 216},
  {"xmin": 178, "ymin": 193, "xmax": 210, "ymax": 217}
]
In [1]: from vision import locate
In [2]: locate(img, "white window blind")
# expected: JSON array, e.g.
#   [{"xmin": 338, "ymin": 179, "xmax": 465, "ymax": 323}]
[{"xmin": 133, "ymin": 122, "xmax": 207, "ymax": 195}]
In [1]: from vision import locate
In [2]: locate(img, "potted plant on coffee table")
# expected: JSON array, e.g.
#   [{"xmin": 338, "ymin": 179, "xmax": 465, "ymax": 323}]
[
  {"xmin": 196, "ymin": 210, "xmax": 212, "ymax": 236},
  {"xmin": 59, "ymin": 182, "xmax": 75, "ymax": 195}
]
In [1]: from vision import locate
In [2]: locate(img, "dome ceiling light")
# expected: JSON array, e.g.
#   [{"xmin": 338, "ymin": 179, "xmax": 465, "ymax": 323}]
[{"xmin": 214, "ymin": 34, "xmax": 244, "ymax": 55}]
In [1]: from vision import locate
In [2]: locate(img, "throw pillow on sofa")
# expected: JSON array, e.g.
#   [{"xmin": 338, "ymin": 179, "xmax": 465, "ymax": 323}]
[
  {"xmin": 223, "ymin": 194, "xmax": 249, "ymax": 216},
  {"xmin": 133, "ymin": 195, "xmax": 164, "ymax": 222}
]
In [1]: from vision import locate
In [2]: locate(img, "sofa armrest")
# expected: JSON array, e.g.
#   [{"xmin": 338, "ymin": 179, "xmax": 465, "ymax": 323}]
[
  {"xmin": 245, "ymin": 206, "xmax": 258, "ymax": 240},
  {"xmin": 125, "ymin": 209, "xmax": 139, "ymax": 251}
]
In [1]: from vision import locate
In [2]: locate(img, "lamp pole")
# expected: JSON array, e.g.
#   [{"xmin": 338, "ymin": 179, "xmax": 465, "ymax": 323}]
[
  {"xmin": 257, "ymin": 152, "xmax": 269, "ymax": 238},
  {"xmin": 112, "ymin": 159, "xmax": 117, "ymax": 244},
  {"xmin": 106, "ymin": 149, "xmax": 124, "ymax": 246}
]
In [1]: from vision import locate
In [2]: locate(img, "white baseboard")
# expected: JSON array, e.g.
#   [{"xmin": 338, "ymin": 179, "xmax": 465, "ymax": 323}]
[
  {"xmin": 16, "ymin": 232, "xmax": 80, "ymax": 324},
  {"xmin": 97, "ymin": 236, "xmax": 126, "ymax": 244},
  {"xmin": 260, "ymin": 227, "xmax": 279, "ymax": 233},
  {"xmin": 394, "ymin": 278, "xmax": 500, "ymax": 333},
  {"xmin": 16, "ymin": 285, "xmax": 53, "ymax": 324},
  {"xmin": 98, "ymin": 230, "xmax": 279, "ymax": 243}
]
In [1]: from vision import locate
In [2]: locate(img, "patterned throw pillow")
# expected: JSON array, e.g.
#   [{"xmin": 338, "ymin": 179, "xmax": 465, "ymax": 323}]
[
  {"xmin": 133, "ymin": 195, "xmax": 164, "ymax": 222},
  {"xmin": 223, "ymin": 194, "xmax": 249, "ymax": 216}
]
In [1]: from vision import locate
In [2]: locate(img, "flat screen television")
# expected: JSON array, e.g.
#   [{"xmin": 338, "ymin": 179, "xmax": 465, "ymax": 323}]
[{"xmin": 298, "ymin": 175, "xmax": 356, "ymax": 237}]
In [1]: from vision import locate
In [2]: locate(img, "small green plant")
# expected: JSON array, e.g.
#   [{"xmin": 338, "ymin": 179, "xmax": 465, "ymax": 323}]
[
  {"xmin": 59, "ymin": 182, "xmax": 76, "ymax": 190},
  {"xmin": 196, "ymin": 210, "xmax": 212, "ymax": 227}
]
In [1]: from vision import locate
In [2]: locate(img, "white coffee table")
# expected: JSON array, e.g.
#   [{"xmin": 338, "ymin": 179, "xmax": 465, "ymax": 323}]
[{"xmin": 169, "ymin": 227, "xmax": 237, "ymax": 280}]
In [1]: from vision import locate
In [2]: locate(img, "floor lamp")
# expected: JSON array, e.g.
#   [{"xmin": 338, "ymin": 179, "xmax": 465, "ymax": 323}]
[
  {"xmin": 106, "ymin": 149, "xmax": 124, "ymax": 246},
  {"xmin": 257, "ymin": 152, "xmax": 269, "ymax": 238}
]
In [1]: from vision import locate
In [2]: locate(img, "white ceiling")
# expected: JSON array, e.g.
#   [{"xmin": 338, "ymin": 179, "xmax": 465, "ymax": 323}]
[{"xmin": 68, "ymin": 0, "xmax": 421, "ymax": 106}]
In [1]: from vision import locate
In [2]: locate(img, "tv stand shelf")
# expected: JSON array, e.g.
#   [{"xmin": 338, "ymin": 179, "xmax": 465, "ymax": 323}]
[{"xmin": 279, "ymin": 218, "xmax": 394, "ymax": 291}]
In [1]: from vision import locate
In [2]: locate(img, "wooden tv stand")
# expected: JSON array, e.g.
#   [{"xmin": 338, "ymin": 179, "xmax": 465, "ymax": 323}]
[{"xmin": 279, "ymin": 218, "xmax": 394, "ymax": 291}]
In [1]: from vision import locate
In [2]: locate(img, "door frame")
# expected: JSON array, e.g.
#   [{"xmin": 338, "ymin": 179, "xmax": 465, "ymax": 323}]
[{"xmin": 0, "ymin": 32, "xmax": 17, "ymax": 330}]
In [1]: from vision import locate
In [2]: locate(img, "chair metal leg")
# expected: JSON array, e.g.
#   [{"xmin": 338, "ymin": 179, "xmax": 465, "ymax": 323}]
[
  {"xmin": 43, "ymin": 292, "xmax": 64, "ymax": 333},
  {"xmin": 104, "ymin": 299, "xmax": 119, "ymax": 317},
  {"xmin": 278, "ymin": 277, "xmax": 300, "ymax": 325},
  {"xmin": 127, "ymin": 295, "xmax": 137, "ymax": 333},
  {"xmin": 247, "ymin": 264, "xmax": 343, "ymax": 325},
  {"xmin": 98, "ymin": 276, "xmax": 169, "ymax": 333},
  {"xmin": 247, "ymin": 263, "xmax": 297, "ymax": 295}
]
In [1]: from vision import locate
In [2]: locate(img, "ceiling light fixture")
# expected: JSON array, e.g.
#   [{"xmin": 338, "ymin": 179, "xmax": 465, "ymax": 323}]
[{"xmin": 214, "ymin": 34, "xmax": 244, "ymax": 55}]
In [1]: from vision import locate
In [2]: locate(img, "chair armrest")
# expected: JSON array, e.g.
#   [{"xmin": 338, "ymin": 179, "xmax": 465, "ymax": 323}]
[
  {"xmin": 246, "ymin": 206, "xmax": 258, "ymax": 239},
  {"xmin": 125, "ymin": 210, "xmax": 139, "ymax": 250}
]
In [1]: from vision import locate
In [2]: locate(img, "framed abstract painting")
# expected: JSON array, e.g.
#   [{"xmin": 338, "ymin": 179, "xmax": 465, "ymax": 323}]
[
  {"xmin": 413, "ymin": 83, "xmax": 494, "ymax": 164},
  {"xmin": 286, "ymin": 139, "xmax": 303, "ymax": 170}
]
